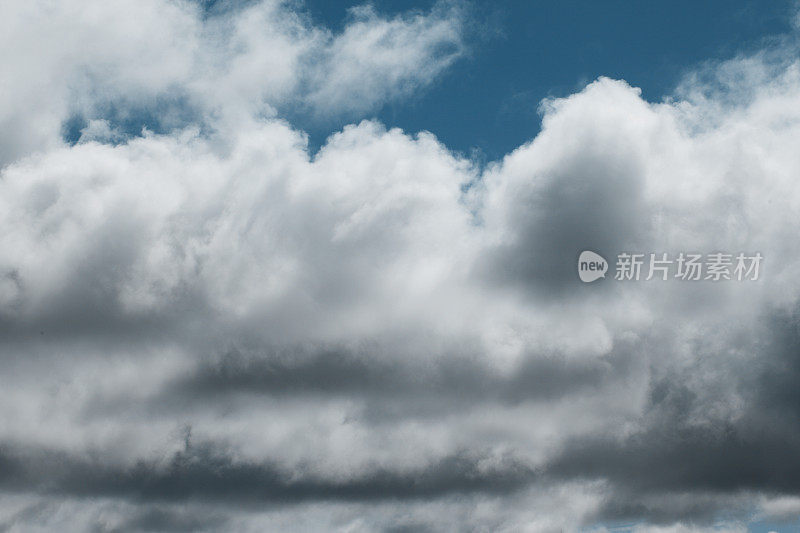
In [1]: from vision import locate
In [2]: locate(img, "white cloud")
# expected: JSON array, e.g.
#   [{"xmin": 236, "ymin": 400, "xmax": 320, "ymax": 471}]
[
  {"xmin": 0, "ymin": 0, "xmax": 465, "ymax": 166},
  {"xmin": 305, "ymin": 3, "xmax": 465, "ymax": 116}
]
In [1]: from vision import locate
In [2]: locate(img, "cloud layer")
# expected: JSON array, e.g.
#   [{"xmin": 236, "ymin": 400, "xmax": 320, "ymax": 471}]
[{"xmin": 3, "ymin": 0, "xmax": 800, "ymax": 531}]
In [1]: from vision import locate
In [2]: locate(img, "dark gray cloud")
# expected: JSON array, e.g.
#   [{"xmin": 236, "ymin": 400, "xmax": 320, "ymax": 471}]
[
  {"xmin": 173, "ymin": 343, "xmax": 639, "ymax": 405},
  {"xmin": 480, "ymin": 147, "xmax": 650, "ymax": 299},
  {"xmin": 538, "ymin": 306, "xmax": 800, "ymax": 523},
  {"xmin": 0, "ymin": 442, "xmax": 535, "ymax": 504}
]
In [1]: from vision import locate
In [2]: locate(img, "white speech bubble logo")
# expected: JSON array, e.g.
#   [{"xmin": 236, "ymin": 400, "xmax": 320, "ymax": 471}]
[{"xmin": 578, "ymin": 250, "xmax": 608, "ymax": 283}]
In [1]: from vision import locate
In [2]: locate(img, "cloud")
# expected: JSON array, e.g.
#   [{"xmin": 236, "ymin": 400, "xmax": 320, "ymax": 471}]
[
  {"xmin": 3, "ymin": 0, "xmax": 800, "ymax": 531},
  {"xmin": 0, "ymin": 440, "xmax": 535, "ymax": 506},
  {"xmin": 116, "ymin": 506, "xmax": 228, "ymax": 532},
  {"xmin": 476, "ymin": 78, "xmax": 655, "ymax": 298},
  {"xmin": 303, "ymin": 3, "xmax": 465, "ymax": 117},
  {"xmin": 0, "ymin": 0, "xmax": 465, "ymax": 165}
]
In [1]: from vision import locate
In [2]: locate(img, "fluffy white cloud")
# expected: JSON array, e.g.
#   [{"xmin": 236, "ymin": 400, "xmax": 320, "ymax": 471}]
[{"xmin": 0, "ymin": 0, "xmax": 465, "ymax": 165}]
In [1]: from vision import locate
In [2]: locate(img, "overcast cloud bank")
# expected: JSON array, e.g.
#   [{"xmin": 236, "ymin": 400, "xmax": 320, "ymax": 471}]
[{"xmin": 2, "ymin": 1, "xmax": 800, "ymax": 531}]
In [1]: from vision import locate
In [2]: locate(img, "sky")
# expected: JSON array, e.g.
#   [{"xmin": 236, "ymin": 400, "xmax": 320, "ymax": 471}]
[
  {"xmin": 3, "ymin": 0, "xmax": 800, "ymax": 531},
  {"xmin": 299, "ymin": 0, "xmax": 797, "ymax": 160}
]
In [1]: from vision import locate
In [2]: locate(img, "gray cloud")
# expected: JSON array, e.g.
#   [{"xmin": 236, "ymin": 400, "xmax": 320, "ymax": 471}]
[
  {"xmin": 0, "ymin": 442, "xmax": 535, "ymax": 505},
  {"xmin": 173, "ymin": 343, "xmax": 639, "ymax": 405},
  {"xmin": 106, "ymin": 507, "xmax": 228, "ymax": 533},
  {"xmin": 537, "ymin": 306, "xmax": 800, "ymax": 524}
]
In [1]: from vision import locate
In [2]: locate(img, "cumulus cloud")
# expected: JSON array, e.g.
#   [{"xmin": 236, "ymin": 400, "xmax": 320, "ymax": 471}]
[
  {"xmin": 3, "ymin": 0, "xmax": 800, "ymax": 531},
  {"xmin": 0, "ymin": 0, "xmax": 465, "ymax": 165}
]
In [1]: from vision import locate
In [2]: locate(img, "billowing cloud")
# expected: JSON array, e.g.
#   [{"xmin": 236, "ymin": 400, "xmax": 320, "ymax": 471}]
[
  {"xmin": 3, "ymin": 0, "xmax": 800, "ymax": 531},
  {"xmin": 0, "ymin": 0, "xmax": 465, "ymax": 165}
]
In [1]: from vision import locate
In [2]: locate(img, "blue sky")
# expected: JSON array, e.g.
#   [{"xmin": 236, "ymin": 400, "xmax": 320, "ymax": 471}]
[{"xmin": 298, "ymin": 0, "xmax": 795, "ymax": 160}]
